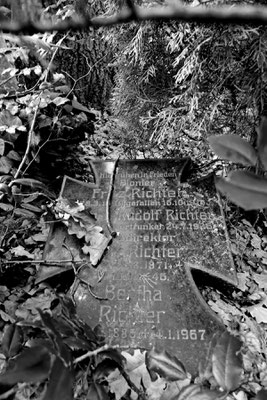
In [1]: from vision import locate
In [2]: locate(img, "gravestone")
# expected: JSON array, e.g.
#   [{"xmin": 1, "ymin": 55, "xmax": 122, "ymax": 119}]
[{"xmin": 43, "ymin": 158, "xmax": 237, "ymax": 374}]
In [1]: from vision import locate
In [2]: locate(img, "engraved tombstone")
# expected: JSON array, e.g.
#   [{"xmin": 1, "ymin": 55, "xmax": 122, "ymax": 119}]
[{"xmin": 43, "ymin": 159, "xmax": 237, "ymax": 374}]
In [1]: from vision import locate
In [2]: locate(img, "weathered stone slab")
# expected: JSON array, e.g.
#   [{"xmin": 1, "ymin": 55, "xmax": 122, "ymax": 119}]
[{"xmin": 44, "ymin": 158, "xmax": 237, "ymax": 374}]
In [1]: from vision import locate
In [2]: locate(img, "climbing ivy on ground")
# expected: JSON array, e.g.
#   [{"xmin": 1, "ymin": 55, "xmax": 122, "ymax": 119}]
[
  {"xmin": 0, "ymin": 1, "xmax": 267, "ymax": 399},
  {"xmin": 0, "ymin": 320, "xmax": 254, "ymax": 400},
  {"xmin": 0, "ymin": 0, "xmax": 97, "ymax": 272}
]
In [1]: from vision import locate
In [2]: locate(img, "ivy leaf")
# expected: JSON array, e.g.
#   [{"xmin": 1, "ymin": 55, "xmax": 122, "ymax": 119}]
[
  {"xmin": 6, "ymin": 150, "xmax": 21, "ymax": 161},
  {"xmin": 0, "ymin": 310, "xmax": 15, "ymax": 323},
  {"xmin": 0, "ymin": 346, "xmax": 51, "ymax": 384},
  {"xmin": 10, "ymin": 245, "xmax": 34, "ymax": 259},
  {"xmin": 107, "ymin": 350, "xmax": 151, "ymax": 400},
  {"xmin": 39, "ymin": 116, "xmax": 52, "ymax": 129},
  {"xmin": 0, "ymin": 110, "xmax": 23, "ymax": 132},
  {"xmin": 71, "ymin": 99, "xmax": 91, "ymax": 113},
  {"xmin": 247, "ymin": 301, "xmax": 267, "ymax": 323},
  {"xmin": 42, "ymin": 357, "xmax": 73, "ymax": 400},
  {"xmin": 0, "ymin": 156, "xmax": 13, "ymax": 174},
  {"xmin": 212, "ymin": 331, "xmax": 243, "ymax": 391},
  {"xmin": 257, "ymin": 116, "xmax": 267, "ymax": 169},
  {"xmin": 1, "ymin": 324, "xmax": 23, "ymax": 358},
  {"xmin": 14, "ymin": 208, "xmax": 36, "ymax": 218},
  {"xmin": 33, "ymin": 65, "xmax": 42, "ymax": 76},
  {"xmin": 87, "ymin": 382, "xmax": 110, "ymax": 400},
  {"xmin": 82, "ymin": 232, "xmax": 110, "ymax": 266},
  {"xmin": 216, "ymin": 171, "xmax": 267, "ymax": 210},
  {"xmin": 176, "ymin": 384, "xmax": 222, "ymax": 400},
  {"xmin": 146, "ymin": 348, "xmax": 187, "ymax": 382},
  {"xmin": 208, "ymin": 134, "xmax": 257, "ymax": 166},
  {"xmin": 21, "ymin": 67, "xmax": 31, "ymax": 76},
  {"xmin": 52, "ymin": 97, "xmax": 69, "ymax": 107},
  {"xmin": 10, "ymin": 178, "xmax": 49, "ymax": 191}
]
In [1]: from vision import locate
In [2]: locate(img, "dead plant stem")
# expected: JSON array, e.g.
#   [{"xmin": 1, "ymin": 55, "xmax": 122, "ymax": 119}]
[
  {"xmin": 73, "ymin": 344, "xmax": 113, "ymax": 364},
  {"xmin": 106, "ymin": 158, "xmax": 119, "ymax": 237},
  {"xmin": 13, "ymin": 93, "xmax": 41, "ymax": 179}
]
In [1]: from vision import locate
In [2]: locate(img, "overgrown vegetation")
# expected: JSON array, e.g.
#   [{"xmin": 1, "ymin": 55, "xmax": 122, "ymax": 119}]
[
  {"xmin": 0, "ymin": 0, "xmax": 267, "ymax": 399},
  {"xmin": 106, "ymin": 1, "xmax": 266, "ymax": 161}
]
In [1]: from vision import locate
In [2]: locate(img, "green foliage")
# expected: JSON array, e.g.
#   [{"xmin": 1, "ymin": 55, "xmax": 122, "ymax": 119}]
[
  {"xmin": 216, "ymin": 170, "xmax": 267, "ymax": 210},
  {"xmin": 209, "ymin": 126, "xmax": 267, "ymax": 210},
  {"xmin": 1, "ymin": 324, "xmax": 23, "ymax": 358},
  {"xmin": 145, "ymin": 347, "xmax": 188, "ymax": 381},
  {"xmin": 1, "ymin": 1, "xmax": 267, "ymax": 399},
  {"xmin": 52, "ymin": 197, "xmax": 111, "ymax": 265},
  {"xmin": 0, "ymin": 0, "xmax": 97, "ymax": 272},
  {"xmin": 211, "ymin": 331, "xmax": 243, "ymax": 392},
  {"xmin": 209, "ymin": 134, "xmax": 258, "ymax": 167},
  {"xmin": 0, "ymin": 327, "xmax": 249, "ymax": 399},
  {"xmin": 0, "ymin": 346, "xmax": 51, "ymax": 385},
  {"xmin": 257, "ymin": 116, "xmax": 267, "ymax": 169},
  {"xmin": 42, "ymin": 357, "xmax": 73, "ymax": 400},
  {"xmin": 107, "ymin": 15, "xmax": 178, "ymax": 154},
  {"xmin": 176, "ymin": 384, "xmax": 222, "ymax": 400},
  {"xmin": 106, "ymin": 1, "xmax": 267, "ymax": 162}
]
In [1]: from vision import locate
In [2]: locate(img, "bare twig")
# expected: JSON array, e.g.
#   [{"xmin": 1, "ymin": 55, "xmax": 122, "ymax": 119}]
[
  {"xmin": 18, "ymin": 34, "xmax": 68, "ymax": 176},
  {"xmin": 91, "ymin": 135, "xmax": 111, "ymax": 157},
  {"xmin": 63, "ymin": 51, "xmax": 109, "ymax": 99},
  {"xmin": 4, "ymin": 35, "xmax": 68, "ymax": 180},
  {"xmin": 106, "ymin": 158, "xmax": 119, "ymax": 237},
  {"xmin": 73, "ymin": 344, "xmax": 115, "ymax": 364},
  {"xmin": 1, "ymin": 259, "xmax": 86, "ymax": 265},
  {"xmin": 0, "ymin": 5, "xmax": 267, "ymax": 33},
  {"xmin": 13, "ymin": 93, "xmax": 41, "ymax": 179},
  {"xmin": 4, "ymin": 34, "xmax": 67, "ymax": 180},
  {"xmin": 86, "ymin": 284, "xmax": 108, "ymax": 300},
  {"xmin": 42, "ymin": 33, "xmax": 69, "ymax": 83},
  {"xmin": 2, "ymin": 82, "xmax": 43, "ymax": 99},
  {"xmin": 64, "ymin": 239, "xmax": 108, "ymax": 301}
]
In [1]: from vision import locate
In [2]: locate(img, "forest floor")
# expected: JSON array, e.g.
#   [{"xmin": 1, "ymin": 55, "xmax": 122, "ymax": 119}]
[{"xmin": 0, "ymin": 125, "xmax": 267, "ymax": 400}]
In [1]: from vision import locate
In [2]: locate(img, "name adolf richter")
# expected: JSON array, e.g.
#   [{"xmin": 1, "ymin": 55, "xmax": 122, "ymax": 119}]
[{"xmin": 118, "ymin": 209, "xmax": 211, "ymax": 221}]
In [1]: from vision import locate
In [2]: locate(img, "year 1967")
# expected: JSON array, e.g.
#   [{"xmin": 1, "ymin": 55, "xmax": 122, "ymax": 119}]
[
  {"xmin": 107, "ymin": 328, "xmax": 206, "ymax": 341},
  {"xmin": 168, "ymin": 329, "xmax": 205, "ymax": 340}
]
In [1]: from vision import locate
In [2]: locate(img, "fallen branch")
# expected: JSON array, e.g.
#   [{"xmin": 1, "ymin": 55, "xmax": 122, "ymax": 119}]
[
  {"xmin": 73, "ymin": 343, "xmax": 117, "ymax": 364},
  {"xmin": 1, "ymin": 4, "xmax": 267, "ymax": 33},
  {"xmin": 1, "ymin": 259, "xmax": 86, "ymax": 265}
]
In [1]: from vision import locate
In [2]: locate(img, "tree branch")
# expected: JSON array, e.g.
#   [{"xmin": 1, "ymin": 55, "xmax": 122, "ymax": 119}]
[{"xmin": 1, "ymin": 4, "xmax": 267, "ymax": 33}]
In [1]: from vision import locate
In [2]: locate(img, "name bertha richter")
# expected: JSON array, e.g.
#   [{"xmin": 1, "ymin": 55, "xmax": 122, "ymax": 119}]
[{"xmin": 55, "ymin": 159, "xmax": 236, "ymax": 373}]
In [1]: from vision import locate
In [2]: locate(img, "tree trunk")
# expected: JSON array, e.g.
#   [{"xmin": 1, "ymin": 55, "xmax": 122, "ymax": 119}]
[{"xmin": 56, "ymin": 1, "xmax": 114, "ymax": 110}]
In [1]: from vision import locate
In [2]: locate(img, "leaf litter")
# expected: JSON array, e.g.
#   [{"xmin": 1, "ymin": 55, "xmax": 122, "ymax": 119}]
[{"xmin": 1, "ymin": 138, "xmax": 267, "ymax": 400}]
